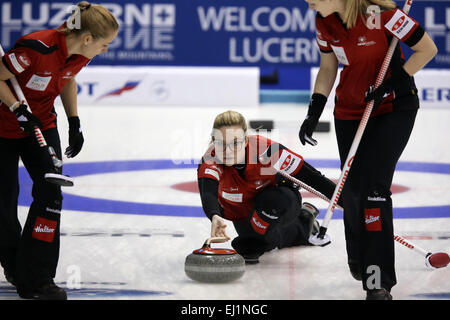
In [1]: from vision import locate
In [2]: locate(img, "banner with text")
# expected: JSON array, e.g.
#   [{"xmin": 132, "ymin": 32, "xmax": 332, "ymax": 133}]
[{"xmin": 0, "ymin": 0, "xmax": 448, "ymax": 68}]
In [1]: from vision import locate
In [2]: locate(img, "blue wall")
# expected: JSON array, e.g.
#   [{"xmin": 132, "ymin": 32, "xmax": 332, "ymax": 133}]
[{"xmin": 1, "ymin": 0, "xmax": 448, "ymax": 90}]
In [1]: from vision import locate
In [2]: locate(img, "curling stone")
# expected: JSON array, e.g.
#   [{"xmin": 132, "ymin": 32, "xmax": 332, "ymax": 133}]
[
  {"xmin": 425, "ymin": 252, "xmax": 450, "ymax": 269},
  {"xmin": 185, "ymin": 237, "xmax": 245, "ymax": 283}
]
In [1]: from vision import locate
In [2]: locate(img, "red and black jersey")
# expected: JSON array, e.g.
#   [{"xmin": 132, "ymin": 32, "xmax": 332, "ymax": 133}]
[
  {"xmin": 315, "ymin": 8, "xmax": 424, "ymax": 120},
  {"xmin": 0, "ymin": 25, "xmax": 90, "ymax": 138},
  {"xmin": 197, "ymin": 135, "xmax": 305, "ymax": 221}
]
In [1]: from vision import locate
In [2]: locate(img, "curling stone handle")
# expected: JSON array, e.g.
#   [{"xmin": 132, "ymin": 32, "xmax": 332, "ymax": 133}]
[{"xmin": 205, "ymin": 237, "xmax": 229, "ymax": 245}]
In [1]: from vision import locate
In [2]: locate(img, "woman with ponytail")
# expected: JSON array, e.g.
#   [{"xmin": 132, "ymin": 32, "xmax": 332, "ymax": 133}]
[
  {"xmin": 0, "ymin": 2, "xmax": 118, "ymax": 299},
  {"xmin": 300, "ymin": 0, "xmax": 437, "ymax": 299}
]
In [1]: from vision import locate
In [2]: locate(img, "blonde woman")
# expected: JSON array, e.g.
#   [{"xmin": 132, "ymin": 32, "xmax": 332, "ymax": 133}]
[
  {"xmin": 300, "ymin": 0, "xmax": 437, "ymax": 299},
  {"xmin": 197, "ymin": 111, "xmax": 342, "ymax": 265},
  {"xmin": 0, "ymin": 1, "xmax": 118, "ymax": 299}
]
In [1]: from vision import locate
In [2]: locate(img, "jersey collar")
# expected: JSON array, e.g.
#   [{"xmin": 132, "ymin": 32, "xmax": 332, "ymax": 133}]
[{"xmin": 56, "ymin": 23, "xmax": 70, "ymax": 59}]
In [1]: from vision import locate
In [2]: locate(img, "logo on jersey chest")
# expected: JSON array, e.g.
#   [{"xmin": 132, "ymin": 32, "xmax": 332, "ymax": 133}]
[
  {"xmin": 62, "ymin": 71, "xmax": 74, "ymax": 79},
  {"xmin": 222, "ymin": 191, "xmax": 243, "ymax": 203},
  {"xmin": 357, "ymin": 36, "xmax": 376, "ymax": 47},
  {"xmin": 254, "ymin": 179, "xmax": 271, "ymax": 190},
  {"xmin": 26, "ymin": 74, "xmax": 52, "ymax": 91},
  {"xmin": 330, "ymin": 45, "xmax": 349, "ymax": 66}
]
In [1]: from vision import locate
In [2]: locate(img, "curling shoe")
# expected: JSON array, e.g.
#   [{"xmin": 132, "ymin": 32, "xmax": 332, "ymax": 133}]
[
  {"xmin": 241, "ymin": 252, "xmax": 262, "ymax": 265},
  {"xmin": 366, "ymin": 288, "xmax": 393, "ymax": 300},
  {"xmin": 18, "ymin": 280, "xmax": 67, "ymax": 300}
]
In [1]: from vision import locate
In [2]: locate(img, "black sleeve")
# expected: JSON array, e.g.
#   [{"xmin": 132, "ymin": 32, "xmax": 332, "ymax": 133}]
[
  {"xmin": 197, "ymin": 177, "xmax": 224, "ymax": 220},
  {"xmin": 403, "ymin": 25, "xmax": 425, "ymax": 48},
  {"xmin": 294, "ymin": 161, "xmax": 344, "ymax": 208}
]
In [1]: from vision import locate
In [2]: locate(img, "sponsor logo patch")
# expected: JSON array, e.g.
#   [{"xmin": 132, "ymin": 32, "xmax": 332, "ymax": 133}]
[
  {"xmin": 7, "ymin": 53, "xmax": 24, "ymax": 73},
  {"xmin": 357, "ymin": 36, "xmax": 376, "ymax": 47},
  {"xmin": 385, "ymin": 9, "xmax": 415, "ymax": 40},
  {"xmin": 330, "ymin": 45, "xmax": 350, "ymax": 66},
  {"xmin": 26, "ymin": 74, "xmax": 52, "ymax": 91},
  {"xmin": 273, "ymin": 150, "xmax": 302, "ymax": 175},
  {"xmin": 204, "ymin": 168, "xmax": 220, "ymax": 181},
  {"xmin": 364, "ymin": 208, "xmax": 382, "ymax": 231},
  {"xmin": 32, "ymin": 217, "xmax": 57, "ymax": 242},
  {"xmin": 250, "ymin": 211, "xmax": 269, "ymax": 235},
  {"xmin": 222, "ymin": 191, "xmax": 243, "ymax": 203}
]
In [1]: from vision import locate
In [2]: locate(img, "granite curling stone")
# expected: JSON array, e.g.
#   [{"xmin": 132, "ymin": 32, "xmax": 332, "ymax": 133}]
[{"xmin": 185, "ymin": 237, "xmax": 245, "ymax": 283}]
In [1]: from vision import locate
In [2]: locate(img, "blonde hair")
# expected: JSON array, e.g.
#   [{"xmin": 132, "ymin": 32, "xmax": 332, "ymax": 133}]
[
  {"xmin": 212, "ymin": 110, "xmax": 248, "ymax": 132},
  {"xmin": 59, "ymin": 1, "xmax": 118, "ymax": 39},
  {"xmin": 343, "ymin": 0, "xmax": 396, "ymax": 28},
  {"xmin": 210, "ymin": 110, "xmax": 248, "ymax": 145}
]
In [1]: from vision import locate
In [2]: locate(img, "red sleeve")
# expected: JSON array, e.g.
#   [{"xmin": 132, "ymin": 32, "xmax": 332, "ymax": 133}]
[
  {"xmin": 197, "ymin": 145, "xmax": 223, "ymax": 182},
  {"xmin": 315, "ymin": 14, "xmax": 333, "ymax": 53},
  {"xmin": 258, "ymin": 138, "xmax": 304, "ymax": 177},
  {"xmin": 382, "ymin": 9, "xmax": 424, "ymax": 46},
  {"xmin": 2, "ymin": 47, "xmax": 33, "ymax": 75}
]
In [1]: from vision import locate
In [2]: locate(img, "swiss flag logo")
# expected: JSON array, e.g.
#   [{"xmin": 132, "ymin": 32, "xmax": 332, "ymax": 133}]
[
  {"xmin": 18, "ymin": 54, "xmax": 31, "ymax": 68},
  {"xmin": 392, "ymin": 16, "xmax": 405, "ymax": 31},
  {"xmin": 250, "ymin": 211, "xmax": 269, "ymax": 235},
  {"xmin": 364, "ymin": 208, "xmax": 382, "ymax": 231},
  {"xmin": 32, "ymin": 217, "xmax": 58, "ymax": 243}
]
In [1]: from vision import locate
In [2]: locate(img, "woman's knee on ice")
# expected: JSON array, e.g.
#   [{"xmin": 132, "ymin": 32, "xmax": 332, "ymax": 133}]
[{"xmin": 254, "ymin": 186, "xmax": 300, "ymax": 222}]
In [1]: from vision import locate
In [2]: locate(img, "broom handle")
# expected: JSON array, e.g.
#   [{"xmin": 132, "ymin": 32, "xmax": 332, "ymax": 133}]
[
  {"xmin": 317, "ymin": 0, "xmax": 414, "ymax": 239},
  {"xmin": 277, "ymin": 169, "xmax": 432, "ymax": 257},
  {"xmin": 0, "ymin": 43, "xmax": 47, "ymax": 147}
]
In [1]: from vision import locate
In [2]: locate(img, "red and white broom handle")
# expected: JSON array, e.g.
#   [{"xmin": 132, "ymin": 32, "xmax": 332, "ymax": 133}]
[
  {"xmin": 317, "ymin": 0, "xmax": 414, "ymax": 239},
  {"xmin": 393, "ymin": 235, "xmax": 430, "ymax": 257},
  {"xmin": 0, "ymin": 44, "xmax": 47, "ymax": 147},
  {"xmin": 277, "ymin": 169, "xmax": 432, "ymax": 258}
]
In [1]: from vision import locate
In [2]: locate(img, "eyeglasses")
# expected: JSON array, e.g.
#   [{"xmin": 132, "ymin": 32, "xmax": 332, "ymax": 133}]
[{"xmin": 213, "ymin": 139, "xmax": 246, "ymax": 152}]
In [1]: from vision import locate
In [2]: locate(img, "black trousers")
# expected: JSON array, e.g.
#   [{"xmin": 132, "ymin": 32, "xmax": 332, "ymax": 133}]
[
  {"xmin": 335, "ymin": 109, "xmax": 417, "ymax": 291},
  {"xmin": 0, "ymin": 128, "xmax": 63, "ymax": 289},
  {"xmin": 231, "ymin": 186, "xmax": 310, "ymax": 256}
]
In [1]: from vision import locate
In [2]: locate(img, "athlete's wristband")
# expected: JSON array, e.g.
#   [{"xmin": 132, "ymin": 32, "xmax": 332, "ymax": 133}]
[
  {"xmin": 307, "ymin": 93, "xmax": 327, "ymax": 118},
  {"xmin": 9, "ymin": 101, "xmax": 20, "ymax": 112}
]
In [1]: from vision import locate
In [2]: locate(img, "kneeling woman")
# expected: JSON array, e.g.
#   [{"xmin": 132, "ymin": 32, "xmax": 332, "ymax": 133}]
[{"xmin": 197, "ymin": 110, "xmax": 342, "ymax": 263}]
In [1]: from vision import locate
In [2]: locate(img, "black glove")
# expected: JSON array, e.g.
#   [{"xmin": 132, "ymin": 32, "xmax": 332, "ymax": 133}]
[
  {"xmin": 299, "ymin": 93, "xmax": 327, "ymax": 146},
  {"xmin": 65, "ymin": 116, "xmax": 84, "ymax": 158},
  {"xmin": 365, "ymin": 67, "xmax": 411, "ymax": 113},
  {"xmin": 13, "ymin": 104, "xmax": 43, "ymax": 136}
]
